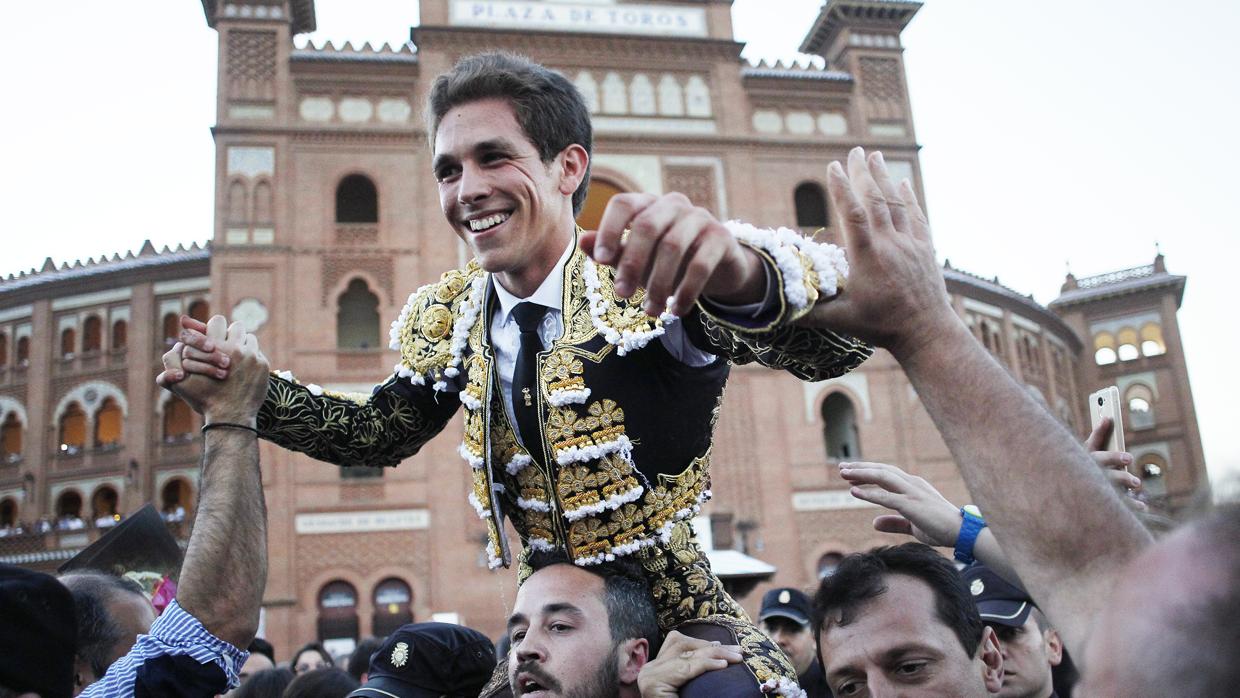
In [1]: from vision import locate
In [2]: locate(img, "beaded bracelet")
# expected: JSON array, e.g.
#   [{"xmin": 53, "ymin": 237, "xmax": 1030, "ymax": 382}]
[{"xmin": 201, "ymin": 422, "xmax": 259, "ymax": 436}]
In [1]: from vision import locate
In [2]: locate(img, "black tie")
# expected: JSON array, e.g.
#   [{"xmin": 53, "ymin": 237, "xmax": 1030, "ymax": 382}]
[{"xmin": 511, "ymin": 302, "xmax": 549, "ymax": 465}]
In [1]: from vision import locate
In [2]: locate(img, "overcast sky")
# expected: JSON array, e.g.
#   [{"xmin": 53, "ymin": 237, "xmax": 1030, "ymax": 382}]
[{"xmin": 2, "ymin": 0, "xmax": 1236, "ymax": 488}]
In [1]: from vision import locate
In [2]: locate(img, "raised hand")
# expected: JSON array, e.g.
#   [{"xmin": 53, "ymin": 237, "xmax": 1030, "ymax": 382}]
[
  {"xmin": 796, "ymin": 148, "xmax": 959, "ymax": 360},
  {"xmin": 637, "ymin": 630, "xmax": 741, "ymax": 698},
  {"xmin": 579, "ymin": 192, "xmax": 766, "ymax": 317},
  {"xmin": 838, "ymin": 461, "xmax": 963, "ymax": 548},
  {"xmin": 1085, "ymin": 417, "xmax": 1145, "ymax": 511},
  {"xmin": 156, "ymin": 315, "xmax": 269, "ymax": 425}
]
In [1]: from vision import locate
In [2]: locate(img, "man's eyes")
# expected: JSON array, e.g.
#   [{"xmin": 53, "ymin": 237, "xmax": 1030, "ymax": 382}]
[{"xmin": 894, "ymin": 660, "xmax": 929, "ymax": 678}]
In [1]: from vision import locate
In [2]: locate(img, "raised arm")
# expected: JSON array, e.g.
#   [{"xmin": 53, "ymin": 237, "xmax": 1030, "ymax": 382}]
[
  {"xmin": 159, "ymin": 317, "xmax": 270, "ymax": 647},
  {"xmin": 165, "ymin": 315, "xmax": 459, "ymax": 468},
  {"xmin": 799, "ymin": 147, "xmax": 1152, "ymax": 656}
]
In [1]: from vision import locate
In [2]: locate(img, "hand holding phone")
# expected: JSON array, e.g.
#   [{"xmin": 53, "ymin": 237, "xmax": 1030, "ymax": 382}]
[{"xmin": 1088, "ymin": 386, "xmax": 1126, "ymax": 454}]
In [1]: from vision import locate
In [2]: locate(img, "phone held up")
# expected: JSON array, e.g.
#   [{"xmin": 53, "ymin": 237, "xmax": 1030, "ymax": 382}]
[{"xmin": 1088, "ymin": 386, "xmax": 1126, "ymax": 455}]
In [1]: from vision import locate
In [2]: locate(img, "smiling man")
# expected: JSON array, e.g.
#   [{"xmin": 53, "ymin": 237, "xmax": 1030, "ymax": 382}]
[{"xmin": 172, "ymin": 51, "xmax": 871, "ymax": 695}]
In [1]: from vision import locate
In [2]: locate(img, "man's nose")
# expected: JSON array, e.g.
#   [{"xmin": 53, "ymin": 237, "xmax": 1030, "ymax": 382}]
[{"xmin": 457, "ymin": 163, "xmax": 491, "ymax": 205}]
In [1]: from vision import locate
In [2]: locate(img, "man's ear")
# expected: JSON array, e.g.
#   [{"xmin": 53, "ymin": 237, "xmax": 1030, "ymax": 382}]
[
  {"xmin": 556, "ymin": 144, "xmax": 590, "ymax": 198},
  {"xmin": 1044, "ymin": 628, "xmax": 1064, "ymax": 667},
  {"xmin": 977, "ymin": 625, "xmax": 1005, "ymax": 693},
  {"xmin": 616, "ymin": 637, "xmax": 650, "ymax": 685}
]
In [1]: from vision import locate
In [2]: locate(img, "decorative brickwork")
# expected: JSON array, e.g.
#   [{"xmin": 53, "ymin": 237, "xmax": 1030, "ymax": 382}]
[
  {"xmin": 858, "ymin": 56, "xmax": 906, "ymax": 120},
  {"xmin": 296, "ymin": 530, "xmax": 421, "ymax": 579},
  {"xmin": 227, "ymin": 30, "xmax": 277, "ymax": 102},
  {"xmin": 663, "ymin": 166, "xmax": 718, "ymax": 216},
  {"xmin": 320, "ymin": 256, "xmax": 394, "ymax": 306}
]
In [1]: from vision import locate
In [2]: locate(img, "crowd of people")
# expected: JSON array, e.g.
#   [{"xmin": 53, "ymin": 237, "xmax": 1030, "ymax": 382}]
[{"xmin": 2, "ymin": 50, "xmax": 1237, "ymax": 697}]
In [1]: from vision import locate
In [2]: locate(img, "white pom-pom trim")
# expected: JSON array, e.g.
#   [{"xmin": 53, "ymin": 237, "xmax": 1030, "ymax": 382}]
[
  {"xmin": 527, "ymin": 537, "xmax": 555, "ymax": 553},
  {"xmin": 505, "ymin": 453, "xmax": 533, "ymax": 475},
  {"xmin": 583, "ymin": 259, "xmax": 676, "ymax": 356},
  {"xmin": 306, "ymin": 384, "xmax": 323, "ymax": 397},
  {"xmin": 458, "ymin": 442, "xmax": 484, "ymax": 470},
  {"xmin": 555, "ymin": 434, "xmax": 633, "ymax": 466},
  {"xmin": 467, "ymin": 492, "xmax": 491, "ymax": 519},
  {"xmin": 459, "ymin": 391, "xmax": 482, "ymax": 410},
  {"xmin": 517, "ymin": 497, "xmax": 551, "ymax": 513},
  {"xmin": 760, "ymin": 678, "xmax": 807, "ymax": 698},
  {"xmin": 547, "ymin": 387, "xmax": 591, "ymax": 407},
  {"xmin": 723, "ymin": 220, "xmax": 850, "ymax": 311},
  {"xmin": 562, "ymin": 484, "xmax": 644, "ymax": 522}
]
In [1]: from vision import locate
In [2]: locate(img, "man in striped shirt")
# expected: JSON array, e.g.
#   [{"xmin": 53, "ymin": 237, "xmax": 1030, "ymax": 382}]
[{"xmin": 78, "ymin": 319, "xmax": 272, "ymax": 697}]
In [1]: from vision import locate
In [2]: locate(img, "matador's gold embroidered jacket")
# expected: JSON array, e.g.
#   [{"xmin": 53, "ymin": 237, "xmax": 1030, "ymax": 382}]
[{"xmin": 256, "ymin": 226, "xmax": 872, "ymax": 569}]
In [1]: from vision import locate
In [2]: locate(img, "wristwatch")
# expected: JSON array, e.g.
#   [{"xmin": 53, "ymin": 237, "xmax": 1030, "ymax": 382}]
[{"xmin": 954, "ymin": 504, "xmax": 987, "ymax": 565}]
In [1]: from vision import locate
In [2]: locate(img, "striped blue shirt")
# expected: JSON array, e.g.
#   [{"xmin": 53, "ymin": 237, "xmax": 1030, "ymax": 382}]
[{"xmin": 80, "ymin": 599, "xmax": 249, "ymax": 696}]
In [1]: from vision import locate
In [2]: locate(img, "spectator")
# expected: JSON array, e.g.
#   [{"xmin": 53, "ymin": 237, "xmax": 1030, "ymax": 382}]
[
  {"xmin": 0, "ymin": 564, "xmax": 77, "ymax": 698},
  {"xmin": 290, "ymin": 642, "xmax": 333, "ymax": 675},
  {"xmin": 345, "ymin": 638, "xmax": 383, "ymax": 683},
  {"xmin": 72, "ymin": 316, "xmax": 272, "ymax": 695},
  {"xmin": 232, "ymin": 668, "xmax": 294, "ymax": 698},
  {"xmin": 757, "ymin": 588, "xmax": 830, "ymax": 697},
  {"xmin": 799, "ymin": 148, "xmax": 1240, "ymax": 694},
  {"xmin": 283, "ymin": 667, "xmax": 358, "ymax": 698},
  {"xmin": 812, "ymin": 543, "xmax": 1003, "ymax": 696},
  {"xmin": 961, "ymin": 565, "xmax": 1062, "ymax": 698},
  {"xmin": 58, "ymin": 572, "xmax": 155, "ymax": 692},
  {"xmin": 495, "ymin": 550, "xmax": 661, "ymax": 697},
  {"xmin": 347, "ymin": 623, "xmax": 494, "ymax": 698},
  {"xmin": 223, "ymin": 639, "xmax": 278, "ymax": 696}
]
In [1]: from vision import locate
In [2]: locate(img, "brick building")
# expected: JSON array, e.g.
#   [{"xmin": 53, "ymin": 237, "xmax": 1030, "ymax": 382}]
[{"xmin": 0, "ymin": 0, "xmax": 1208, "ymax": 658}]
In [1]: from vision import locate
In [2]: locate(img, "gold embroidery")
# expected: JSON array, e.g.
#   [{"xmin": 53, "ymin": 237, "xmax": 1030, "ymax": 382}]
[{"xmin": 420, "ymin": 304, "xmax": 453, "ymax": 341}]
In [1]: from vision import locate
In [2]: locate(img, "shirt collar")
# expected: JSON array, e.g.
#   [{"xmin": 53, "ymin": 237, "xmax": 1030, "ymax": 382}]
[{"xmin": 493, "ymin": 238, "xmax": 575, "ymax": 324}]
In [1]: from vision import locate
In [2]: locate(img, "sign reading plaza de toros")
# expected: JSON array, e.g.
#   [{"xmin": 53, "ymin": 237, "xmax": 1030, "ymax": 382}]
[{"xmin": 449, "ymin": 0, "xmax": 708, "ymax": 37}]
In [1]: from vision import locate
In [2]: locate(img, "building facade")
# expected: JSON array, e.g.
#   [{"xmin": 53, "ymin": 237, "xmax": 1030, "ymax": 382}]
[{"xmin": 0, "ymin": 0, "xmax": 1208, "ymax": 658}]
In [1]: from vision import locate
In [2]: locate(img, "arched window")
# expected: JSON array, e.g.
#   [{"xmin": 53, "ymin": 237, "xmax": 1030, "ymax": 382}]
[
  {"xmin": 59, "ymin": 403, "xmax": 87, "ymax": 454},
  {"xmin": 372, "ymin": 578, "xmax": 414, "ymax": 637},
  {"xmin": 336, "ymin": 175, "xmax": 379, "ymax": 224},
  {"xmin": 162, "ymin": 313, "xmax": 180, "ymax": 345},
  {"xmin": 60, "ymin": 328, "xmax": 76, "ymax": 359},
  {"xmin": 1140, "ymin": 323, "xmax": 1166, "ymax": 357},
  {"xmin": 2, "ymin": 413, "xmax": 23, "ymax": 461},
  {"xmin": 163, "ymin": 399, "xmax": 195, "ymax": 442},
  {"xmin": 188, "ymin": 301, "xmax": 210, "ymax": 324},
  {"xmin": 0, "ymin": 334, "xmax": 7, "ymax": 366},
  {"xmin": 253, "ymin": 180, "xmax": 273, "ymax": 224},
  {"xmin": 0, "ymin": 498, "xmax": 16, "ymax": 527},
  {"xmin": 1093, "ymin": 332, "xmax": 1117, "ymax": 366},
  {"xmin": 1137, "ymin": 453, "xmax": 1168, "ymax": 499},
  {"xmin": 161, "ymin": 478, "xmax": 194, "ymax": 520},
  {"xmin": 55, "ymin": 492, "xmax": 83, "ymax": 524},
  {"xmin": 817, "ymin": 551, "xmax": 845, "ymax": 579},
  {"xmin": 56, "ymin": 490, "xmax": 83, "ymax": 519},
  {"xmin": 91, "ymin": 486, "xmax": 119, "ymax": 521},
  {"xmin": 82, "ymin": 316, "xmax": 103, "ymax": 353},
  {"xmin": 1126, "ymin": 384, "xmax": 1155, "ymax": 430},
  {"xmin": 821, "ymin": 392, "xmax": 861, "ymax": 461},
  {"xmin": 1116, "ymin": 327, "xmax": 1139, "ymax": 361},
  {"xmin": 111, "ymin": 319, "xmax": 128, "ymax": 350},
  {"xmin": 94, "ymin": 398, "xmax": 123, "ymax": 448},
  {"xmin": 317, "ymin": 580, "xmax": 360, "ymax": 645},
  {"xmin": 337, "ymin": 279, "xmax": 380, "ymax": 350},
  {"xmin": 16, "ymin": 337, "xmax": 29, "ymax": 366},
  {"xmin": 794, "ymin": 182, "xmax": 829, "ymax": 228},
  {"xmin": 227, "ymin": 180, "xmax": 248, "ymax": 224},
  {"xmin": 577, "ymin": 178, "xmax": 625, "ymax": 232}
]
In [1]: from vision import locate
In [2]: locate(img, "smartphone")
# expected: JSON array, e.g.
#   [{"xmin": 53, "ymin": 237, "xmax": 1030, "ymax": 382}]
[{"xmin": 1088, "ymin": 386, "xmax": 1126, "ymax": 453}]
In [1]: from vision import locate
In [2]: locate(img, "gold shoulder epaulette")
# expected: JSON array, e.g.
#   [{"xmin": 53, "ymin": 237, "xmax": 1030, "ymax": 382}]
[{"xmin": 388, "ymin": 262, "xmax": 486, "ymax": 389}]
